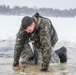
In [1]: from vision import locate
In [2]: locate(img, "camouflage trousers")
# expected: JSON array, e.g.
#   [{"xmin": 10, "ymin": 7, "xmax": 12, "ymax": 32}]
[
  {"xmin": 14, "ymin": 41, "xmax": 59, "ymax": 69},
  {"xmin": 20, "ymin": 42, "xmax": 35, "ymax": 64},
  {"xmin": 20, "ymin": 41, "xmax": 51, "ymax": 69}
]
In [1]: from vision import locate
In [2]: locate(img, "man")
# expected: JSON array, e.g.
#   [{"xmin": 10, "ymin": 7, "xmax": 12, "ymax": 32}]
[{"xmin": 13, "ymin": 12, "xmax": 67, "ymax": 71}]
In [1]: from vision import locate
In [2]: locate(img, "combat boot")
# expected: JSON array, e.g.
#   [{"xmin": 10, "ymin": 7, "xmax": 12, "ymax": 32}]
[
  {"xmin": 55, "ymin": 46, "xmax": 67, "ymax": 63},
  {"xmin": 28, "ymin": 54, "xmax": 38, "ymax": 65},
  {"xmin": 28, "ymin": 49, "xmax": 38, "ymax": 65},
  {"xmin": 28, "ymin": 54, "xmax": 35, "ymax": 61}
]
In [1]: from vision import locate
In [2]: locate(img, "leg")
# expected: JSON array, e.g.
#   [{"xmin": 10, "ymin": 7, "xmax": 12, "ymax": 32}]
[
  {"xmin": 34, "ymin": 48, "xmax": 39, "ymax": 64},
  {"xmin": 20, "ymin": 42, "xmax": 34, "ymax": 64},
  {"xmin": 29, "ymin": 42, "xmax": 39, "ymax": 64}
]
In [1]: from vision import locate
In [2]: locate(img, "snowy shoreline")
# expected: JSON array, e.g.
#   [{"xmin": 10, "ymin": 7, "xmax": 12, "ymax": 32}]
[
  {"xmin": 0, "ymin": 15, "xmax": 76, "ymax": 58},
  {"xmin": 0, "ymin": 15, "xmax": 76, "ymax": 42}
]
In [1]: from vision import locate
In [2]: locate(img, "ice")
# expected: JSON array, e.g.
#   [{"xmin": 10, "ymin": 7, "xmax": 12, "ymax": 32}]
[{"xmin": 0, "ymin": 15, "xmax": 23, "ymax": 40}]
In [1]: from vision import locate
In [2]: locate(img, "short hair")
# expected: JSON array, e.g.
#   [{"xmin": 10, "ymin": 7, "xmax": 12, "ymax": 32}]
[{"xmin": 21, "ymin": 16, "xmax": 33, "ymax": 29}]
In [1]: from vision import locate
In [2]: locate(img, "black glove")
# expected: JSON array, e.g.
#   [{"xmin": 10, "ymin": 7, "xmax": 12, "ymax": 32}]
[{"xmin": 13, "ymin": 60, "xmax": 19, "ymax": 67}]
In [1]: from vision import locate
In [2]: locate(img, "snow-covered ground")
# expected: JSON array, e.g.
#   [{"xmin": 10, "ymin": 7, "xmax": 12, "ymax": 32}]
[
  {"xmin": 0, "ymin": 15, "xmax": 76, "ymax": 75},
  {"xmin": 0, "ymin": 15, "xmax": 76, "ymax": 41},
  {"xmin": 0, "ymin": 15, "xmax": 76, "ymax": 47},
  {"xmin": 51, "ymin": 17, "xmax": 76, "ymax": 42},
  {"xmin": 0, "ymin": 15, "xmax": 23, "ymax": 40}
]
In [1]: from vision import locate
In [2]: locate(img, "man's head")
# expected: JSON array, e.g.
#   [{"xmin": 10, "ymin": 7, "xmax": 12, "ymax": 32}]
[{"xmin": 22, "ymin": 16, "xmax": 36, "ymax": 33}]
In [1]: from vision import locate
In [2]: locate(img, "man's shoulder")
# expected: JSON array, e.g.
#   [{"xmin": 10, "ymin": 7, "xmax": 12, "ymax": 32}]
[
  {"xmin": 41, "ymin": 17, "xmax": 51, "ymax": 27},
  {"xmin": 42, "ymin": 17, "xmax": 52, "ymax": 24}
]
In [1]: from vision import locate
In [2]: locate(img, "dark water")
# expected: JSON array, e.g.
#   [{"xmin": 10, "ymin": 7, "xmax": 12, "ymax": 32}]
[{"xmin": 0, "ymin": 40, "xmax": 14, "ymax": 58}]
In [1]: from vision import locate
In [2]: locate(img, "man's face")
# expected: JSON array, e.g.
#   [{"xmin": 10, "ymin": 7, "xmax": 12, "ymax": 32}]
[{"xmin": 24, "ymin": 22, "xmax": 36, "ymax": 33}]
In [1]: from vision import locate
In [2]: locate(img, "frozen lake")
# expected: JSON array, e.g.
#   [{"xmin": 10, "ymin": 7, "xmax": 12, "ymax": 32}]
[{"xmin": 0, "ymin": 15, "xmax": 76, "ymax": 75}]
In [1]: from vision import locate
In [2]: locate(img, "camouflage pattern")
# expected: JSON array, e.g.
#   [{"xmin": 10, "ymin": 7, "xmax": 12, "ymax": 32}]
[
  {"xmin": 14, "ymin": 12, "xmax": 58, "ymax": 70},
  {"xmin": 14, "ymin": 26, "xmax": 34, "ymax": 61}
]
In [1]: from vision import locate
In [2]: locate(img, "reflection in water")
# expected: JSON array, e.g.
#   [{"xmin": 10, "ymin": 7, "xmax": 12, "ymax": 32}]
[{"xmin": 0, "ymin": 58, "xmax": 76, "ymax": 75}]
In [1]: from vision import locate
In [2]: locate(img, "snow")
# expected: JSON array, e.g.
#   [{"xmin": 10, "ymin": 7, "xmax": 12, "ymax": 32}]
[
  {"xmin": 0, "ymin": 15, "xmax": 76, "ymax": 46},
  {"xmin": 0, "ymin": 15, "xmax": 23, "ymax": 40},
  {"xmin": 50, "ymin": 17, "xmax": 76, "ymax": 43}
]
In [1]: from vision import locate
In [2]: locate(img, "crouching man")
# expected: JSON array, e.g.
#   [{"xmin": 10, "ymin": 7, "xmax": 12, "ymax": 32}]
[{"xmin": 13, "ymin": 12, "xmax": 67, "ymax": 72}]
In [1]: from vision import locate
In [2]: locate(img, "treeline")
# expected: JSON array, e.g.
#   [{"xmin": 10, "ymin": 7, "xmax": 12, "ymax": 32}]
[{"xmin": 0, "ymin": 5, "xmax": 76, "ymax": 17}]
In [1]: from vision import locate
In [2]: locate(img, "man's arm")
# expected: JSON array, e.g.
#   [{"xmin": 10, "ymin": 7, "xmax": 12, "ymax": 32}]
[
  {"xmin": 50, "ymin": 23, "xmax": 58, "ymax": 47},
  {"xmin": 39, "ymin": 21, "xmax": 52, "ymax": 70},
  {"xmin": 14, "ymin": 26, "xmax": 29, "ymax": 60}
]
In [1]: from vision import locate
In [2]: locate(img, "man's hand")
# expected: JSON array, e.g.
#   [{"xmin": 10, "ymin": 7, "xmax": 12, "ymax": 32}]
[{"xmin": 13, "ymin": 60, "xmax": 19, "ymax": 67}]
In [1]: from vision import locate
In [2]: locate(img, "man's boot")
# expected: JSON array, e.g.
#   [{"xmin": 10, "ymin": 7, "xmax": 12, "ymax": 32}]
[
  {"xmin": 28, "ymin": 53, "xmax": 38, "ymax": 65},
  {"xmin": 28, "ymin": 48, "xmax": 38, "ymax": 65},
  {"xmin": 13, "ymin": 60, "xmax": 19, "ymax": 67},
  {"xmin": 28, "ymin": 54, "xmax": 35, "ymax": 61},
  {"xmin": 55, "ymin": 46, "xmax": 67, "ymax": 63}
]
